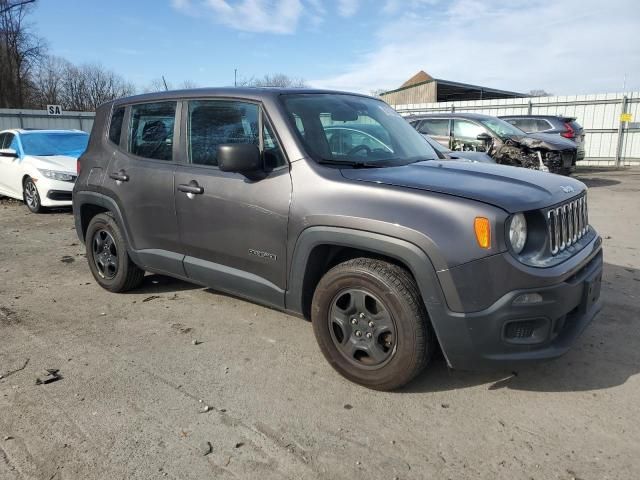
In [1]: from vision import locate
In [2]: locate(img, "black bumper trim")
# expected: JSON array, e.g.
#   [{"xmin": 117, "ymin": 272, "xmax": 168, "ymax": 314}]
[
  {"xmin": 429, "ymin": 249, "xmax": 603, "ymax": 371},
  {"xmin": 46, "ymin": 190, "xmax": 73, "ymax": 201}
]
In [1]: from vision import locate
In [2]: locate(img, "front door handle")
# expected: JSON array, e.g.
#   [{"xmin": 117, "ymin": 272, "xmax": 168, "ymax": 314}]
[
  {"xmin": 177, "ymin": 181, "xmax": 204, "ymax": 195},
  {"xmin": 109, "ymin": 170, "xmax": 129, "ymax": 182}
]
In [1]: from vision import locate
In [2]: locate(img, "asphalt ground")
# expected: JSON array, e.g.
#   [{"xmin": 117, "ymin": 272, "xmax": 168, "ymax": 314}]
[{"xmin": 1, "ymin": 167, "xmax": 639, "ymax": 479}]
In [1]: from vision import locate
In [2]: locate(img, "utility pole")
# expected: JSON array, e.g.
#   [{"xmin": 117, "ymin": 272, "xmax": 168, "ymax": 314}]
[
  {"xmin": 234, "ymin": 68, "xmax": 237, "ymax": 87},
  {"xmin": 161, "ymin": 76, "xmax": 169, "ymax": 91}
]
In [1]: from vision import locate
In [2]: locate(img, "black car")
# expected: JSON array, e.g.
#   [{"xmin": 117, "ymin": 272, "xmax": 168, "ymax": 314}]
[
  {"xmin": 500, "ymin": 115, "xmax": 586, "ymax": 161},
  {"xmin": 408, "ymin": 113, "xmax": 579, "ymax": 175}
]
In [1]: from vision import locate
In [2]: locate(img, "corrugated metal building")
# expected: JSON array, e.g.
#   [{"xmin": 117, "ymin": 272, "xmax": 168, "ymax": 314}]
[{"xmin": 380, "ymin": 70, "xmax": 527, "ymax": 105}]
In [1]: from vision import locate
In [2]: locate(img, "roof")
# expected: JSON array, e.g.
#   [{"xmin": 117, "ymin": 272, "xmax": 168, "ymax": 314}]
[
  {"xmin": 108, "ymin": 87, "xmax": 374, "ymax": 108},
  {"xmin": 406, "ymin": 112, "xmax": 497, "ymax": 120},
  {"xmin": 499, "ymin": 114, "xmax": 576, "ymax": 121},
  {"xmin": 382, "ymin": 77, "xmax": 526, "ymax": 101},
  {"xmin": 1, "ymin": 128, "xmax": 87, "ymax": 135},
  {"xmin": 400, "ymin": 70, "xmax": 434, "ymax": 88}
]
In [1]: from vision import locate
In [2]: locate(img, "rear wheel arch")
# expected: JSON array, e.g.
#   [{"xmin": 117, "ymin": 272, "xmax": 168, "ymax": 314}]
[{"xmin": 80, "ymin": 203, "xmax": 109, "ymax": 240}]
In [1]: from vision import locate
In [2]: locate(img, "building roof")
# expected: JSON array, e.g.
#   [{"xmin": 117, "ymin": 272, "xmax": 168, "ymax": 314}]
[
  {"xmin": 400, "ymin": 70, "xmax": 434, "ymax": 88},
  {"xmin": 382, "ymin": 72, "xmax": 527, "ymax": 102}
]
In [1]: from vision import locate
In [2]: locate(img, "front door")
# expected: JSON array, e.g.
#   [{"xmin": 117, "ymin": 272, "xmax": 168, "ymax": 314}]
[
  {"xmin": 103, "ymin": 101, "xmax": 182, "ymax": 275},
  {"xmin": 452, "ymin": 119, "xmax": 490, "ymax": 152},
  {"xmin": 174, "ymin": 99, "xmax": 291, "ymax": 308},
  {"xmin": 415, "ymin": 118, "xmax": 451, "ymax": 149}
]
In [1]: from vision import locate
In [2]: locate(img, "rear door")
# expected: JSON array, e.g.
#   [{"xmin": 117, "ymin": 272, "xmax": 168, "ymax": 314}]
[
  {"xmin": 174, "ymin": 98, "xmax": 291, "ymax": 308},
  {"xmin": 415, "ymin": 118, "xmax": 451, "ymax": 148},
  {"xmin": 103, "ymin": 101, "xmax": 183, "ymax": 274}
]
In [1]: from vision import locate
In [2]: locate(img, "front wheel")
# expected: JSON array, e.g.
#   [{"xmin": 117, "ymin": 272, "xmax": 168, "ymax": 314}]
[
  {"xmin": 23, "ymin": 177, "xmax": 44, "ymax": 213},
  {"xmin": 85, "ymin": 213, "xmax": 145, "ymax": 292},
  {"xmin": 311, "ymin": 258, "xmax": 435, "ymax": 390}
]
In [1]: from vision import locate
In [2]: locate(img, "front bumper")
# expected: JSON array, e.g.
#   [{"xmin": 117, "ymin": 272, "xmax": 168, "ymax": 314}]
[
  {"xmin": 35, "ymin": 177, "xmax": 74, "ymax": 206},
  {"xmin": 429, "ymin": 237, "xmax": 603, "ymax": 370}
]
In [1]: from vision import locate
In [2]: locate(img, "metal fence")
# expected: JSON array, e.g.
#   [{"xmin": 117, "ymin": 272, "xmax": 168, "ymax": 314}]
[
  {"xmin": 3, "ymin": 96, "xmax": 639, "ymax": 167},
  {"xmin": 388, "ymin": 92, "xmax": 640, "ymax": 166},
  {"xmin": 0, "ymin": 108, "xmax": 95, "ymax": 133}
]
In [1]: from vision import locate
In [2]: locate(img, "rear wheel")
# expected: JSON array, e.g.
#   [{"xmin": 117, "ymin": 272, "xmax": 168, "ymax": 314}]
[
  {"xmin": 23, "ymin": 177, "xmax": 44, "ymax": 213},
  {"xmin": 311, "ymin": 258, "xmax": 434, "ymax": 390},
  {"xmin": 86, "ymin": 213, "xmax": 145, "ymax": 292}
]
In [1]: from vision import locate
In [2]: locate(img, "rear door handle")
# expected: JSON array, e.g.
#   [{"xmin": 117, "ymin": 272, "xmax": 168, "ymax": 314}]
[
  {"xmin": 109, "ymin": 170, "xmax": 129, "ymax": 182},
  {"xmin": 177, "ymin": 182, "xmax": 204, "ymax": 195}
]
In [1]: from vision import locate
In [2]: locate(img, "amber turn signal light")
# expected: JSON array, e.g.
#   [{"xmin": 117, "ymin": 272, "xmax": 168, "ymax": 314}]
[{"xmin": 474, "ymin": 217, "xmax": 491, "ymax": 249}]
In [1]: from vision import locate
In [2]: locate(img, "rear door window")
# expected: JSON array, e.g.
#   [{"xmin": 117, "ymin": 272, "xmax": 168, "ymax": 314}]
[
  {"xmin": 128, "ymin": 102, "xmax": 177, "ymax": 161},
  {"xmin": 533, "ymin": 119, "xmax": 553, "ymax": 131}
]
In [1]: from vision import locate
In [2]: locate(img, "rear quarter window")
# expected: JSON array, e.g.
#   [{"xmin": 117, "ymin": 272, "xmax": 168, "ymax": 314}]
[{"xmin": 109, "ymin": 107, "xmax": 125, "ymax": 145}]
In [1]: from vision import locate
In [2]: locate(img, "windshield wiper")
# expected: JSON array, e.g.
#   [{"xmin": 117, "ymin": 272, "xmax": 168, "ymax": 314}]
[{"xmin": 318, "ymin": 158, "xmax": 386, "ymax": 168}]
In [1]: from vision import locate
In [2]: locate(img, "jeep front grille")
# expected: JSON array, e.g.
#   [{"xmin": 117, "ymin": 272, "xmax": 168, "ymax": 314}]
[{"xmin": 547, "ymin": 195, "xmax": 588, "ymax": 255}]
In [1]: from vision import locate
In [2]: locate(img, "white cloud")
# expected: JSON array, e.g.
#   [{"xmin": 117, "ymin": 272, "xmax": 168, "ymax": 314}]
[
  {"xmin": 172, "ymin": 0, "xmax": 304, "ymax": 34},
  {"xmin": 311, "ymin": 0, "xmax": 640, "ymax": 95},
  {"xmin": 337, "ymin": 0, "xmax": 359, "ymax": 17}
]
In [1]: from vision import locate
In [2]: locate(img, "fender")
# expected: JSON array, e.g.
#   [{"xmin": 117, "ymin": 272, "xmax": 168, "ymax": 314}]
[
  {"xmin": 73, "ymin": 191, "xmax": 132, "ymax": 247},
  {"xmin": 285, "ymin": 226, "xmax": 458, "ymax": 361}
]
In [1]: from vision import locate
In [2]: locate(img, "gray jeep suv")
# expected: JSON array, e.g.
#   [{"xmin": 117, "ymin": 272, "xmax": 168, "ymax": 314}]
[{"xmin": 73, "ymin": 88, "xmax": 603, "ymax": 390}]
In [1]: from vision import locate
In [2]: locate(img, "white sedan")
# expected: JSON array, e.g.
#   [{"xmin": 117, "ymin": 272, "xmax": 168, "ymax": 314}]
[{"xmin": 0, "ymin": 129, "xmax": 88, "ymax": 213}]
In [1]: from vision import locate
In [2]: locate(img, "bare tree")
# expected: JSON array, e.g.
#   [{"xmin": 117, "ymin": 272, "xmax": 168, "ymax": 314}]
[
  {"xmin": 143, "ymin": 78, "xmax": 200, "ymax": 93},
  {"xmin": 32, "ymin": 55, "xmax": 66, "ymax": 107},
  {"xmin": 0, "ymin": 0, "xmax": 45, "ymax": 107},
  {"xmin": 180, "ymin": 79, "xmax": 199, "ymax": 89},
  {"xmin": 238, "ymin": 73, "xmax": 307, "ymax": 88},
  {"xmin": 57, "ymin": 62, "xmax": 134, "ymax": 111},
  {"xmin": 528, "ymin": 89, "xmax": 553, "ymax": 97},
  {"xmin": 369, "ymin": 88, "xmax": 387, "ymax": 97}
]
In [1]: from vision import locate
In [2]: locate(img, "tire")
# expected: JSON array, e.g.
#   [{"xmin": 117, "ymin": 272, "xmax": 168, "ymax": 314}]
[
  {"xmin": 85, "ymin": 213, "xmax": 145, "ymax": 292},
  {"xmin": 311, "ymin": 258, "xmax": 434, "ymax": 390},
  {"xmin": 23, "ymin": 177, "xmax": 44, "ymax": 213}
]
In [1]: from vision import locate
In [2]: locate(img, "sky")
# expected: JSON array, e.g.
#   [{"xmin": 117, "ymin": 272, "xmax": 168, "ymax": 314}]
[{"xmin": 30, "ymin": 0, "xmax": 640, "ymax": 95}]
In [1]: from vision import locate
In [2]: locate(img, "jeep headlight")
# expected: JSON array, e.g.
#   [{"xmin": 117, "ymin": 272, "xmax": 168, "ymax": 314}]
[
  {"xmin": 508, "ymin": 213, "xmax": 527, "ymax": 254},
  {"xmin": 38, "ymin": 169, "xmax": 76, "ymax": 182}
]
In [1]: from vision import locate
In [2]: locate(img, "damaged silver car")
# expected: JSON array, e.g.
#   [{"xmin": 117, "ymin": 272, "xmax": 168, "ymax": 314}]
[{"xmin": 408, "ymin": 113, "xmax": 579, "ymax": 175}]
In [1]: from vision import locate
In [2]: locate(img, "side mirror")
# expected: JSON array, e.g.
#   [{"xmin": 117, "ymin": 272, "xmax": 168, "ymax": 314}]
[
  {"xmin": 218, "ymin": 144, "xmax": 262, "ymax": 173},
  {"xmin": 0, "ymin": 148, "xmax": 18, "ymax": 158},
  {"xmin": 476, "ymin": 132, "xmax": 492, "ymax": 143}
]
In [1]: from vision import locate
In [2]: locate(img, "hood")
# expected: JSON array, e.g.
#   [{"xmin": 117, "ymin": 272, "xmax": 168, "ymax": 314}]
[
  {"xmin": 27, "ymin": 155, "xmax": 77, "ymax": 173},
  {"xmin": 508, "ymin": 133, "xmax": 576, "ymax": 151},
  {"xmin": 340, "ymin": 160, "xmax": 585, "ymax": 213}
]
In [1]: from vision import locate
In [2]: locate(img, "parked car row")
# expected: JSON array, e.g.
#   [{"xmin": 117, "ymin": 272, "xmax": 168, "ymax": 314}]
[{"xmin": 407, "ymin": 113, "xmax": 584, "ymax": 175}]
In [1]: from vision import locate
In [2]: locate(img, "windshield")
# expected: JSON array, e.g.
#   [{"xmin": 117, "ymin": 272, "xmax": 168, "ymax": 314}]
[
  {"xmin": 478, "ymin": 117, "xmax": 525, "ymax": 139},
  {"xmin": 281, "ymin": 94, "xmax": 438, "ymax": 166},
  {"xmin": 21, "ymin": 132, "xmax": 89, "ymax": 157}
]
